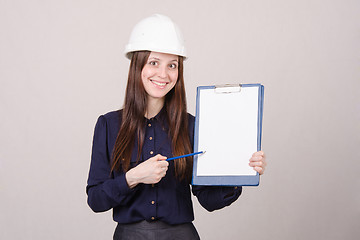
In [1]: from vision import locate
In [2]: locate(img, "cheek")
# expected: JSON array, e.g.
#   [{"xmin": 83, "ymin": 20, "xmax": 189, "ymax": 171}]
[
  {"xmin": 141, "ymin": 66, "xmax": 153, "ymax": 79},
  {"xmin": 170, "ymin": 72, "xmax": 178, "ymax": 82},
  {"xmin": 141, "ymin": 69, "xmax": 151, "ymax": 84},
  {"xmin": 140, "ymin": 69, "xmax": 145, "ymax": 81}
]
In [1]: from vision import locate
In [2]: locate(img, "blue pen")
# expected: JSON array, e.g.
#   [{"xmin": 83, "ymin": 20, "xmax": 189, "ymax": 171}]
[{"xmin": 166, "ymin": 151, "xmax": 206, "ymax": 161}]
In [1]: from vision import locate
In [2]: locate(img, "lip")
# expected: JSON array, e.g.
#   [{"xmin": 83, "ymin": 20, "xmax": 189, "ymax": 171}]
[{"xmin": 150, "ymin": 79, "xmax": 169, "ymax": 89}]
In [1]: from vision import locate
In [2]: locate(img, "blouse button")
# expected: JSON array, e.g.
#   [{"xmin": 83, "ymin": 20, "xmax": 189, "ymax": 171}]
[
  {"xmin": 151, "ymin": 217, "xmax": 155, "ymax": 220},
  {"xmin": 149, "ymin": 137, "xmax": 153, "ymax": 140},
  {"xmin": 151, "ymin": 201, "xmax": 155, "ymax": 205},
  {"xmin": 148, "ymin": 123, "xmax": 152, "ymax": 127},
  {"xmin": 234, "ymin": 187, "xmax": 238, "ymax": 190},
  {"xmin": 150, "ymin": 151, "xmax": 154, "ymax": 155}
]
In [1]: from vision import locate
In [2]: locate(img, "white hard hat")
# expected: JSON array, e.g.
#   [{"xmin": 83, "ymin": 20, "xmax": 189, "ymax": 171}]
[{"xmin": 124, "ymin": 14, "xmax": 187, "ymax": 59}]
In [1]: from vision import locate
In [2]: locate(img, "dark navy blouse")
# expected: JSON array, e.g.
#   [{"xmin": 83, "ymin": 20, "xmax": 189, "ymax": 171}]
[{"xmin": 86, "ymin": 109, "xmax": 242, "ymax": 225}]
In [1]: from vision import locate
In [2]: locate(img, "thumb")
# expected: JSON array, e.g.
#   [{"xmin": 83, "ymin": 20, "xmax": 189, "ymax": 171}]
[{"xmin": 155, "ymin": 154, "xmax": 167, "ymax": 161}]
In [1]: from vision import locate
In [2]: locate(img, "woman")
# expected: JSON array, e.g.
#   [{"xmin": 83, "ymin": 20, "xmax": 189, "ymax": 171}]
[{"xmin": 86, "ymin": 14, "xmax": 266, "ymax": 240}]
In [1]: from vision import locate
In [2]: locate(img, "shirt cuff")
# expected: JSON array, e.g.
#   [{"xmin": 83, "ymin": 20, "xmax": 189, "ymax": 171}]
[
  {"xmin": 105, "ymin": 172, "xmax": 137, "ymax": 198},
  {"xmin": 222, "ymin": 186, "xmax": 242, "ymax": 200}
]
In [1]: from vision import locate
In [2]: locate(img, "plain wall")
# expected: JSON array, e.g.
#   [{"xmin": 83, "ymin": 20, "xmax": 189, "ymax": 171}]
[{"xmin": 1, "ymin": 0, "xmax": 359, "ymax": 239}]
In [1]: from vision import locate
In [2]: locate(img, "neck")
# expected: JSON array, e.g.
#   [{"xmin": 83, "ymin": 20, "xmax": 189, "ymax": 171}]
[{"xmin": 146, "ymin": 97, "xmax": 165, "ymax": 119}]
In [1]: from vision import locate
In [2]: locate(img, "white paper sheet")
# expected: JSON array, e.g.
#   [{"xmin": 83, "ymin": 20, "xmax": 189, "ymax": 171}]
[{"xmin": 196, "ymin": 87, "xmax": 259, "ymax": 176}]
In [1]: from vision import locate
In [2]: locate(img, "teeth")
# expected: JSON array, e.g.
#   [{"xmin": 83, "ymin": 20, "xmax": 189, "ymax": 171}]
[{"xmin": 152, "ymin": 80, "xmax": 166, "ymax": 86}]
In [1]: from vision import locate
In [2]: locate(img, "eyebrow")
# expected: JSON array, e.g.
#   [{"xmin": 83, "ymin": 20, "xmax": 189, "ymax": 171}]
[{"xmin": 148, "ymin": 57, "xmax": 178, "ymax": 62}]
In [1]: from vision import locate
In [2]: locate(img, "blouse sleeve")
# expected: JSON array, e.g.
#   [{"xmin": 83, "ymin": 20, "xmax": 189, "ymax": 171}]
[
  {"xmin": 191, "ymin": 185, "xmax": 242, "ymax": 212},
  {"xmin": 86, "ymin": 115, "xmax": 138, "ymax": 213}
]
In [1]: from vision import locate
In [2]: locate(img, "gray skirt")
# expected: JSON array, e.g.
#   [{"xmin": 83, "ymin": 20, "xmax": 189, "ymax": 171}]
[{"xmin": 113, "ymin": 220, "xmax": 200, "ymax": 240}]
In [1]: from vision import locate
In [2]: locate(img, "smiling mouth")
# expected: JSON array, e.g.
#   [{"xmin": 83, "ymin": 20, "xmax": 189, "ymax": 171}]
[{"xmin": 151, "ymin": 80, "xmax": 167, "ymax": 87}]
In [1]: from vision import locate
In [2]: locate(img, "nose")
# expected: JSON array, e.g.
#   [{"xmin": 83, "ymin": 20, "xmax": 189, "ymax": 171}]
[{"xmin": 157, "ymin": 65, "xmax": 168, "ymax": 79}]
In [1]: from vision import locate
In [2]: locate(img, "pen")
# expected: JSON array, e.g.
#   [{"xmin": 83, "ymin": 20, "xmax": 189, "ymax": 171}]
[{"xmin": 166, "ymin": 151, "xmax": 206, "ymax": 161}]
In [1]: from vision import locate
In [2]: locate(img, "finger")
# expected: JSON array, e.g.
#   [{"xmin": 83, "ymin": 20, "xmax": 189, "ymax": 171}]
[
  {"xmin": 157, "ymin": 168, "xmax": 167, "ymax": 178},
  {"xmin": 253, "ymin": 166, "xmax": 264, "ymax": 175},
  {"xmin": 249, "ymin": 155, "xmax": 264, "ymax": 162},
  {"xmin": 158, "ymin": 160, "xmax": 169, "ymax": 168},
  {"xmin": 149, "ymin": 155, "xmax": 166, "ymax": 163},
  {"xmin": 155, "ymin": 154, "xmax": 167, "ymax": 161},
  {"xmin": 251, "ymin": 159, "xmax": 267, "ymax": 168},
  {"xmin": 253, "ymin": 160, "xmax": 266, "ymax": 168},
  {"xmin": 252, "ymin": 151, "xmax": 264, "ymax": 157},
  {"xmin": 249, "ymin": 161, "xmax": 264, "ymax": 167}
]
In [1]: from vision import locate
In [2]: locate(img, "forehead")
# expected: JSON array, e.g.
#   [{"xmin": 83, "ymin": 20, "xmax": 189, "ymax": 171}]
[{"xmin": 149, "ymin": 51, "xmax": 178, "ymax": 61}]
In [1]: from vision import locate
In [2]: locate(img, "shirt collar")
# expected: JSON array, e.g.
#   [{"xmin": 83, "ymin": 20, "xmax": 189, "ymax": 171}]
[
  {"xmin": 154, "ymin": 106, "xmax": 167, "ymax": 122},
  {"xmin": 147, "ymin": 107, "xmax": 169, "ymax": 131}
]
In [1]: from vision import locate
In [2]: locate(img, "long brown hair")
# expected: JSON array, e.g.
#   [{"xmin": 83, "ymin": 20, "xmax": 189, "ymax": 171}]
[{"xmin": 111, "ymin": 51, "xmax": 192, "ymax": 181}]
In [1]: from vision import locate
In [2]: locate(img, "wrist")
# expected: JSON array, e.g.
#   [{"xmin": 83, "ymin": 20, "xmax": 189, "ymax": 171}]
[{"xmin": 125, "ymin": 169, "xmax": 139, "ymax": 189}]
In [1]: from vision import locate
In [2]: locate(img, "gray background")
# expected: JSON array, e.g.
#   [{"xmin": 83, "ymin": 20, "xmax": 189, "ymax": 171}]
[{"xmin": 1, "ymin": 0, "xmax": 359, "ymax": 239}]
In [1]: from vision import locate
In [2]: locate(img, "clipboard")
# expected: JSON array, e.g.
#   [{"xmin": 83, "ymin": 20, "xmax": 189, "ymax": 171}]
[{"xmin": 192, "ymin": 83, "xmax": 264, "ymax": 186}]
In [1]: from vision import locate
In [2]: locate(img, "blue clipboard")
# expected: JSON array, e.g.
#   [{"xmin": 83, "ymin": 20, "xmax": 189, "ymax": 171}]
[{"xmin": 192, "ymin": 84, "xmax": 264, "ymax": 186}]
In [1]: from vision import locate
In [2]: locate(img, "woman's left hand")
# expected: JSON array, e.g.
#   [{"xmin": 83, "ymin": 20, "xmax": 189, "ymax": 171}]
[{"xmin": 249, "ymin": 151, "xmax": 266, "ymax": 175}]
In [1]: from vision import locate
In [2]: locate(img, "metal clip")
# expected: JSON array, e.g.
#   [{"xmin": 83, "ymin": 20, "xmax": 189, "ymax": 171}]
[{"xmin": 214, "ymin": 84, "xmax": 241, "ymax": 93}]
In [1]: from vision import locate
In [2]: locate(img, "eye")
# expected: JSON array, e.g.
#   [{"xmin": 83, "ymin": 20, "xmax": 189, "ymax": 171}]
[
  {"xmin": 149, "ymin": 61, "xmax": 158, "ymax": 66},
  {"xmin": 169, "ymin": 63, "xmax": 178, "ymax": 69}
]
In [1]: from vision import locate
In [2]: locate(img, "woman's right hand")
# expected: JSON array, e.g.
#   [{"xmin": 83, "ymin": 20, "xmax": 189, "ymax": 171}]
[{"xmin": 125, "ymin": 154, "xmax": 169, "ymax": 188}]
